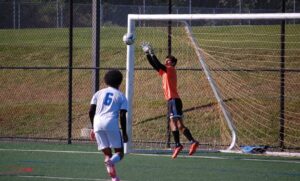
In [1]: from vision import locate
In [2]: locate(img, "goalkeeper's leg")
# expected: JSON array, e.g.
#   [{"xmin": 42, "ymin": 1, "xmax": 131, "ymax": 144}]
[
  {"xmin": 177, "ymin": 120, "xmax": 199, "ymax": 155},
  {"xmin": 170, "ymin": 119, "xmax": 183, "ymax": 159}
]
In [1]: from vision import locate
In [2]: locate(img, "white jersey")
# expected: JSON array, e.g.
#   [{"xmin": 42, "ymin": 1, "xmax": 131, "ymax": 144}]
[{"xmin": 90, "ymin": 86, "xmax": 128, "ymax": 132}]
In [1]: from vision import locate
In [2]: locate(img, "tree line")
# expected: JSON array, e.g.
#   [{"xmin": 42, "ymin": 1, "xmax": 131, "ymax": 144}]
[
  {"xmin": 1, "ymin": 0, "xmax": 298, "ymax": 11},
  {"xmin": 1, "ymin": 0, "xmax": 298, "ymax": 28}
]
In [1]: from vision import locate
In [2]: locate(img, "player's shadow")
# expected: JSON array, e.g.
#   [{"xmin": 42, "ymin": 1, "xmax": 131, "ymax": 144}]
[{"xmin": 134, "ymin": 98, "xmax": 232, "ymax": 126}]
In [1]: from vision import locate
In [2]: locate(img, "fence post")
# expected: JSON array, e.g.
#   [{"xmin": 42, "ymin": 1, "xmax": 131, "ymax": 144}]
[
  {"xmin": 168, "ymin": 0, "xmax": 172, "ymax": 56},
  {"xmin": 13, "ymin": 0, "xmax": 16, "ymax": 29},
  {"xmin": 60, "ymin": 5, "xmax": 64, "ymax": 27},
  {"xmin": 166, "ymin": 0, "xmax": 172, "ymax": 148},
  {"xmin": 92, "ymin": 0, "xmax": 101, "ymax": 93},
  {"xmin": 56, "ymin": 0, "xmax": 59, "ymax": 28},
  {"xmin": 68, "ymin": 0, "xmax": 74, "ymax": 144},
  {"xmin": 279, "ymin": 0, "xmax": 286, "ymax": 151},
  {"xmin": 18, "ymin": 1, "xmax": 20, "ymax": 29}
]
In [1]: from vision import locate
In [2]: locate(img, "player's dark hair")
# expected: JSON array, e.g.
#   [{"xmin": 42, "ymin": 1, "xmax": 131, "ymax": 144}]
[
  {"xmin": 166, "ymin": 55, "xmax": 177, "ymax": 66},
  {"xmin": 104, "ymin": 69, "xmax": 123, "ymax": 88}
]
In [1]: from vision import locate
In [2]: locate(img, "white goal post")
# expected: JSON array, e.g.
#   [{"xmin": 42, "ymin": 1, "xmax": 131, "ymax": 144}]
[{"xmin": 124, "ymin": 13, "xmax": 300, "ymax": 154}]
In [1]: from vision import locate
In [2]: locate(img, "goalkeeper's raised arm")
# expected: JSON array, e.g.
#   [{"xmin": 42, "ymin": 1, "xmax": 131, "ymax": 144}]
[{"xmin": 141, "ymin": 42, "xmax": 166, "ymax": 72}]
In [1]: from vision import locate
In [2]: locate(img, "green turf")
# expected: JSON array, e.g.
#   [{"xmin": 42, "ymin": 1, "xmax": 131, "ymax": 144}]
[{"xmin": 0, "ymin": 142, "xmax": 300, "ymax": 181}]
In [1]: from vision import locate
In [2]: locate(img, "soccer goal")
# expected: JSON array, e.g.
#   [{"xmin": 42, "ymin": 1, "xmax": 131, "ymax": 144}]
[{"xmin": 124, "ymin": 13, "xmax": 300, "ymax": 154}]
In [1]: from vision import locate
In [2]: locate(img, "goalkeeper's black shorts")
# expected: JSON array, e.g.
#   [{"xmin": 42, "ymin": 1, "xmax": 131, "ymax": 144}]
[{"xmin": 167, "ymin": 98, "xmax": 183, "ymax": 119}]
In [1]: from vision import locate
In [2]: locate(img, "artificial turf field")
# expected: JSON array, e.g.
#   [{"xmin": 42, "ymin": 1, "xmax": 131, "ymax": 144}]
[{"xmin": 0, "ymin": 142, "xmax": 299, "ymax": 181}]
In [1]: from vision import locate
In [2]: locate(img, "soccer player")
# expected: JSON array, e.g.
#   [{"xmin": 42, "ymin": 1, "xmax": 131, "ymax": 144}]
[
  {"xmin": 141, "ymin": 42, "xmax": 199, "ymax": 159},
  {"xmin": 89, "ymin": 69, "xmax": 128, "ymax": 181}
]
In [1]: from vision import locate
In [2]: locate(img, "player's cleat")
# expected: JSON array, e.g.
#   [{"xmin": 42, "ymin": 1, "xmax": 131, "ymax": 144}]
[
  {"xmin": 111, "ymin": 176, "xmax": 120, "ymax": 181},
  {"xmin": 105, "ymin": 159, "xmax": 117, "ymax": 178},
  {"xmin": 172, "ymin": 145, "xmax": 183, "ymax": 159},
  {"xmin": 189, "ymin": 141, "xmax": 199, "ymax": 156}
]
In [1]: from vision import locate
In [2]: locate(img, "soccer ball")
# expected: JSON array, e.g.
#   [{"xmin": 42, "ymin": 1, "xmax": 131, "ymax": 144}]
[{"xmin": 123, "ymin": 33, "xmax": 135, "ymax": 45}]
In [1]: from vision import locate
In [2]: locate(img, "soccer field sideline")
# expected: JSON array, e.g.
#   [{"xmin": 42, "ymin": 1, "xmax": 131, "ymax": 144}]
[
  {"xmin": 18, "ymin": 175, "xmax": 114, "ymax": 181},
  {"xmin": 1, "ymin": 147, "xmax": 299, "ymax": 164}
]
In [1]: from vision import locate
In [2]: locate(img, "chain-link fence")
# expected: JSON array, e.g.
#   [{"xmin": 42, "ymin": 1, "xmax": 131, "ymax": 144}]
[{"xmin": 1, "ymin": 1, "xmax": 300, "ymax": 152}]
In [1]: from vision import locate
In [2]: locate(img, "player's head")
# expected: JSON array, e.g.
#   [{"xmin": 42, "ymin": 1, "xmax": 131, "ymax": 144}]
[
  {"xmin": 104, "ymin": 69, "xmax": 123, "ymax": 88},
  {"xmin": 165, "ymin": 55, "xmax": 177, "ymax": 66}
]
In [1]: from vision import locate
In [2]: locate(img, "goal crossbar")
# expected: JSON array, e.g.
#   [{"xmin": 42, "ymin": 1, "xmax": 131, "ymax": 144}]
[{"xmin": 129, "ymin": 13, "xmax": 300, "ymax": 21}]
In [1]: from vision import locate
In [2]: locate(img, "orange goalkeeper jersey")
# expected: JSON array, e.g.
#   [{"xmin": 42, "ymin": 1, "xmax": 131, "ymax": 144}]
[{"xmin": 159, "ymin": 65, "xmax": 180, "ymax": 100}]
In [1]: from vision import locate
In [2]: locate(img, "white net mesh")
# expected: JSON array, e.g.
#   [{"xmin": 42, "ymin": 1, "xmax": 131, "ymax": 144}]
[{"xmin": 129, "ymin": 16, "xmax": 300, "ymax": 152}]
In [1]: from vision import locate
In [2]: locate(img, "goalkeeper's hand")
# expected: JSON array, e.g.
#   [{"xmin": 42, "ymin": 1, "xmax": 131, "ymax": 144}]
[
  {"xmin": 141, "ymin": 42, "xmax": 154, "ymax": 55},
  {"xmin": 90, "ymin": 129, "xmax": 95, "ymax": 141}
]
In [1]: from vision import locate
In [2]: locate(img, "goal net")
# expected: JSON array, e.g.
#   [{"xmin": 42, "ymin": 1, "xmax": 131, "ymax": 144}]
[{"xmin": 124, "ymin": 14, "xmax": 300, "ymax": 154}]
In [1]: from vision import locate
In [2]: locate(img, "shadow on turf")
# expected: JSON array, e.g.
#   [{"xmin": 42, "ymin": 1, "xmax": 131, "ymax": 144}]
[{"xmin": 134, "ymin": 99, "xmax": 232, "ymax": 126}]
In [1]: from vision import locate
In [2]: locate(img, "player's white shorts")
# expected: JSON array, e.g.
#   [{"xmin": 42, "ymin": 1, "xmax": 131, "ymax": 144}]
[{"xmin": 95, "ymin": 130, "xmax": 123, "ymax": 150}]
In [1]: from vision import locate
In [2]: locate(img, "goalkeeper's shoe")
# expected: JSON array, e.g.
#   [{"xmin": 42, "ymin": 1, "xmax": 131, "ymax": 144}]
[
  {"xmin": 105, "ymin": 159, "xmax": 117, "ymax": 178},
  {"xmin": 189, "ymin": 141, "xmax": 199, "ymax": 156},
  {"xmin": 172, "ymin": 145, "xmax": 183, "ymax": 159}
]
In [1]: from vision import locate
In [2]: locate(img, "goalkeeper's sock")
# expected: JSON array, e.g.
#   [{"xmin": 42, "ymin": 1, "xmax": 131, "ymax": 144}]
[
  {"xmin": 172, "ymin": 130, "xmax": 181, "ymax": 147},
  {"xmin": 183, "ymin": 128, "xmax": 194, "ymax": 142},
  {"xmin": 111, "ymin": 153, "xmax": 121, "ymax": 165}
]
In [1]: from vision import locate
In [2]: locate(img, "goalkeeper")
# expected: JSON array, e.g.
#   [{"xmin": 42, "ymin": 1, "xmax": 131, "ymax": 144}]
[
  {"xmin": 141, "ymin": 42, "xmax": 199, "ymax": 159},
  {"xmin": 89, "ymin": 69, "xmax": 128, "ymax": 181}
]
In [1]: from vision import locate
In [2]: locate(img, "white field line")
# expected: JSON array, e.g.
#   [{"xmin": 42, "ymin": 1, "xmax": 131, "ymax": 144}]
[
  {"xmin": 18, "ymin": 175, "xmax": 128, "ymax": 181},
  {"xmin": 133, "ymin": 153, "xmax": 300, "ymax": 164},
  {"xmin": 1, "ymin": 148, "xmax": 300, "ymax": 164},
  {"xmin": 0, "ymin": 148, "xmax": 99, "ymax": 154}
]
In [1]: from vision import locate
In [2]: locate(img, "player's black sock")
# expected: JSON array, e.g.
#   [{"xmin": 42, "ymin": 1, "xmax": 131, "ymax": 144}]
[
  {"xmin": 172, "ymin": 130, "xmax": 181, "ymax": 147},
  {"xmin": 183, "ymin": 128, "xmax": 194, "ymax": 142}
]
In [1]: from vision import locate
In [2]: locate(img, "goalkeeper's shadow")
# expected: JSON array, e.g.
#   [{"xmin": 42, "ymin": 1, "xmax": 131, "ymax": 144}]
[{"xmin": 134, "ymin": 98, "xmax": 232, "ymax": 126}]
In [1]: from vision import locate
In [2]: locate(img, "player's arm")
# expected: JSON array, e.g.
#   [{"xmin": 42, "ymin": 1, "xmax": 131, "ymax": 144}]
[
  {"xmin": 146, "ymin": 54, "xmax": 167, "ymax": 72},
  {"xmin": 89, "ymin": 104, "xmax": 96, "ymax": 127},
  {"xmin": 119, "ymin": 109, "xmax": 128, "ymax": 143},
  {"xmin": 89, "ymin": 104, "xmax": 96, "ymax": 141},
  {"xmin": 141, "ymin": 42, "xmax": 166, "ymax": 72}
]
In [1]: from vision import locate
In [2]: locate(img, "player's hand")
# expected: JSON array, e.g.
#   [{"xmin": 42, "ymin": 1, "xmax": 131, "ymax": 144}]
[
  {"xmin": 122, "ymin": 133, "xmax": 128, "ymax": 143},
  {"xmin": 90, "ymin": 129, "xmax": 95, "ymax": 141},
  {"xmin": 141, "ymin": 42, "xmax": 153, "ymax": 55}
]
